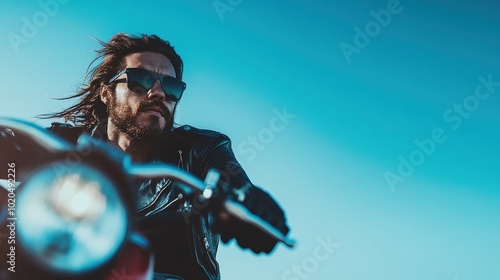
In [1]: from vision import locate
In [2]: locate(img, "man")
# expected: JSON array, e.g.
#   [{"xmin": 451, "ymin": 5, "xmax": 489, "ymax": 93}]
[{"xmin": 42, "ymin": 33, "xmax": 290, "ymax": 279}]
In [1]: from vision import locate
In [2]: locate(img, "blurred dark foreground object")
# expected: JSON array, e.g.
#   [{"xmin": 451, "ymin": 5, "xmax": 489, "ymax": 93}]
[{"xmin": 0, "ymin": 117, "xmax": 294, "ymax": 280}]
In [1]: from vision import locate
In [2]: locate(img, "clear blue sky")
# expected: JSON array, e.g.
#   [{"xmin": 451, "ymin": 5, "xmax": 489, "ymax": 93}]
[{"xmin": 1, "ymin": 0, "xmax": 499, "ymax": 279}]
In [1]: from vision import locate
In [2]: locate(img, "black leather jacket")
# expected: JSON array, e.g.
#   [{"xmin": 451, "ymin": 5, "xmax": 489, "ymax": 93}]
[{"xmin": 48, "ymin": 121, "xmax": 255, "ymax": 280}]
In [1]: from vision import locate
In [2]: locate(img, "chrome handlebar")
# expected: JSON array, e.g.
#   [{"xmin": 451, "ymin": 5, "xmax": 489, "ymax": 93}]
[
  {"xmin": 128, "ymin": 165, "xmax": 295, "ymax": 248},
  {"xmin": 0, "ymin": 117, "xmax": 295, "ymax": 248}
]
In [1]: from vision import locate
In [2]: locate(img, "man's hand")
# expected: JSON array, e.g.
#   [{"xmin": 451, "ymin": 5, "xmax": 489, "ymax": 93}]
[{"xmin": 215, "ymin": 184, "xmax": 289, "ymax": 254}]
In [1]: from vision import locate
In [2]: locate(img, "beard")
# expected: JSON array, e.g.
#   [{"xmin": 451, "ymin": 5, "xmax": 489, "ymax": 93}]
[{"xmin": 108, "ymin": 96, "xmax": 174, "ymax": 140}]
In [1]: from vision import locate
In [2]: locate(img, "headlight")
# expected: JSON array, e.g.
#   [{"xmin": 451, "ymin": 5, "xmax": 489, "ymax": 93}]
[{"xmin": 16, "ymin": 162, "xmax": 129, "ymax": 276}]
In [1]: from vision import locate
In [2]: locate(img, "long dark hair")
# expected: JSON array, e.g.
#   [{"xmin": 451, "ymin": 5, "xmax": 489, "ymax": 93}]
[{"xmin": 40, "ymin": 33, "xmax": 183, "ymax": 127}]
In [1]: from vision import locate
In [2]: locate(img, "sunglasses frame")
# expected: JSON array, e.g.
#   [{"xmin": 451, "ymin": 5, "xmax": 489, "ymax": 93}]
[{"xmin": 107, "ymin": 68, "xmax": 186, "ymax": 102}]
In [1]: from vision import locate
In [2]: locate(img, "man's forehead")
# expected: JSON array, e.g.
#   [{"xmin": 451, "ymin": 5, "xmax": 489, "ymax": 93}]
[{"xmin": 124, "ymin": 52, "xmax": 176, "ymax": 77}]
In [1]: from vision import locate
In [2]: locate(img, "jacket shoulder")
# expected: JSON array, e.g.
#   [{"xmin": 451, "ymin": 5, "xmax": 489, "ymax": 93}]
[
  {"xmin": 172, "ymin": 125, "xmax": 228, "ymax": 141},
  {"xmin": 170, "ymin": 125, "xmax": 231, "ymax": 151}
]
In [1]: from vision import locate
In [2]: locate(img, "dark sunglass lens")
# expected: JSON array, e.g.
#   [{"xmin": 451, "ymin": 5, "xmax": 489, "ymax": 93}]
[
  {"xmin": 164, "ymin": 92, "xmax": 179, "ymax": 102},
  {"xmin": 128, "ymin": 80, "xmax": 148, "ymax": 93},
  {"xmin": 161, "ymin": 77, "xmax": 183, "ymax": 101},
  {"xmin": 127, "ymin": 69, "xmax": 155, "ymax": 94}
]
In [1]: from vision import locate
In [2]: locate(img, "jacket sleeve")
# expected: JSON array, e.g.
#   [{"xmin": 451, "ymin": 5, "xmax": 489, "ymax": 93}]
[
  {"xmin": 197, "ymin": 133, "xmax": 252, "ymax": 190},
  {"xmin": 194, "ymin": 132, "xmax": 290, "ymax": 253}
]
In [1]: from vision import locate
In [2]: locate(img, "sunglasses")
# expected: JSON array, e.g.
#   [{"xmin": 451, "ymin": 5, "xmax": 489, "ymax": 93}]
[{"xmin": 108, "ymin": 68, "xmax": 186, "ymax": 102}]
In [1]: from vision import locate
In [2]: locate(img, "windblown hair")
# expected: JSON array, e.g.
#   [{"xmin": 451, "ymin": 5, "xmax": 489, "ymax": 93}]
[{"xmin": 40, "ymin": 33, "xmax": 183, "ymax": 127}]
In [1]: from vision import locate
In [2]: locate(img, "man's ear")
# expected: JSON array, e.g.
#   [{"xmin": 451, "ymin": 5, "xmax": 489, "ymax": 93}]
[{"xmin": 100, "ymin": 86, "xmax": 110, "ymax": 105}]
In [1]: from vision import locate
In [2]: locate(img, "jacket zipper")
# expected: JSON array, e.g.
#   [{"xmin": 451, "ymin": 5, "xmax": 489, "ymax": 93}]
[
  {"xmin": 136, "ymin": 179, "xmax": 171, "ymax": 214},
  {"xmin": 136, "ymin": 150, "xmax": 185, "ymax": 216},
  {"xmin": 204, "ymin": 236, "xmax": 217, "ymax": 270},
  {"xmin": 144, "ymin": 193, "xmax": 182, "ymax": 217},
  {"xmin": 178, "ymin": 150, "xmax": 184, "ymax": 168}
]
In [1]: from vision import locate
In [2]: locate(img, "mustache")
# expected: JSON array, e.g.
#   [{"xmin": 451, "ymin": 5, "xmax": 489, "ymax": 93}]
[{"xmin": 138, "ymin": 100, "xmax": 170, "ymax": 117}]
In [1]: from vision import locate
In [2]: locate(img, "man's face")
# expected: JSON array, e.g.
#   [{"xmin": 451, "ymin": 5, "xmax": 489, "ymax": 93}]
[{"xmin": 105, "ymin": 52, "xmax": 177, "ymax": 140}]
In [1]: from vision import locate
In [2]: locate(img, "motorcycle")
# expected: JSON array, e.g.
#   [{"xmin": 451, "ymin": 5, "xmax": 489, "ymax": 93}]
[{"xmin": 0, "ymin": 117, "xmax": 295, "ymax": 280}]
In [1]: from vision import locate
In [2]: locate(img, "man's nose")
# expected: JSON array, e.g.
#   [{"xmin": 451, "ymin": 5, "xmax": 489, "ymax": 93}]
[{"xmin": 147, "ymin": 79, "xmax": 164, "ymax": 100}]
